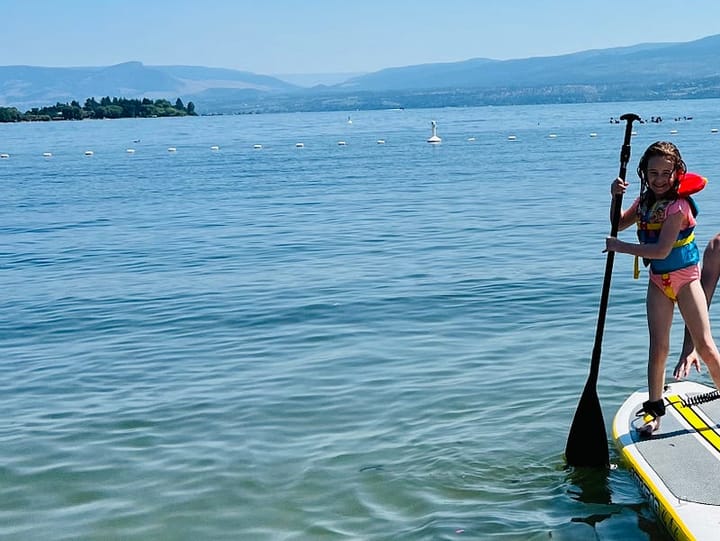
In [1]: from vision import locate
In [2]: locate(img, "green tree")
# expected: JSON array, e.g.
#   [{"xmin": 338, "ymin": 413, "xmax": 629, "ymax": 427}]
[
  {"xmin": 0, "ymin": 107, "xmax": 22, "ymax": 122},
  {"xmin": 3, "ymin": 94, "xmax": 199, "ymax": 122},
  {"xmin": 84, "ymin": 97, "xmax": 98, "ymax": 114}
]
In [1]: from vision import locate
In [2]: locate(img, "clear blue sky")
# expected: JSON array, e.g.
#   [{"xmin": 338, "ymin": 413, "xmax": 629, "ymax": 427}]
[{"xmin": 3, "ymin": 0, "xmax": 719, "ymax": 76}]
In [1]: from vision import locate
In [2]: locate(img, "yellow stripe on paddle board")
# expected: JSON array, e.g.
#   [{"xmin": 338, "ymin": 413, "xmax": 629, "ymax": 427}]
[
  {"xmin": 612, "ymin": 403, "xmax": 695, "ymax": 541},
  {"xmin": 612, "ymin": 432, "xmax": 694, "ymax": 540},
  {"xmin": 667, "ymin": 394, "xmax": 720, "ymax": 454}
]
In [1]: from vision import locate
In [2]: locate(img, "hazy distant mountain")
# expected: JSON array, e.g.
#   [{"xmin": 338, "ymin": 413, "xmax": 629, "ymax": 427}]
[
  {"xmin": 3, "ymin": 34, "xmax": 720, "ymax": 114},
  {"xmin": 334, "ymin": 35, "xmax": 720, "ymax": 91},
  {"xmin": 0, "ymin": 61, "xmax": 299, "ymax": 111},
  {"xmin": 272, "ymin": 72, "xmax": 369, "ymax": 87}
]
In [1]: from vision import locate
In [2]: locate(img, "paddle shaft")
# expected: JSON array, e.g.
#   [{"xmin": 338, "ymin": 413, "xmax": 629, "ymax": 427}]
[
  {"xmin": 590, "ymin": 115, "xmax": 639, "ymax": 383},
  {"xmin": 565, "ymin": 113, "xmax": 640, "ymax": 468}
]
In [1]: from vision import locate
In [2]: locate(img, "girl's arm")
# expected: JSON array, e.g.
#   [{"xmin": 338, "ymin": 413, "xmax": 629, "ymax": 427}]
[
  {"xmin": 610, "ymin": 178, "xmax": 638, "ymax": 232},
  {"xmin": 606, "ymin": 210, "xmax": 684, "ymax": 259},
  {"xmin": 617, "ymin": 199, "xmax": 638, "ymax": 232}
]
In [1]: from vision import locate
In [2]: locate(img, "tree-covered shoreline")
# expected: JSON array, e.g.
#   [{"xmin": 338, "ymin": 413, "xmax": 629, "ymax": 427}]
[{"xmin": 0, "ymin": 96, "xmax": 196, "ymax": 122}]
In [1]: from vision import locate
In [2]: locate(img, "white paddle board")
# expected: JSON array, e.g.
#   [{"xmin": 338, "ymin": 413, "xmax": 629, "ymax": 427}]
[{"xmin": 613, "ymin": 380, "xmax": 720, "ymax": 540}]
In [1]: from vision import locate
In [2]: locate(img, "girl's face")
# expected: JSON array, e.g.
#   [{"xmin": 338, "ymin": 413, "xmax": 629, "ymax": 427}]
[{"xmin": 646, "ymin": 156, "xmax": 676, "ymax": 196}]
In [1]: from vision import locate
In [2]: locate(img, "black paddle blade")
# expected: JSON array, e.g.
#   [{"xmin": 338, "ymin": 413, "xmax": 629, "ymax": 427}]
[{"xmin": 565, "ymin": 381, "xmax": 610, "ymax": 468}]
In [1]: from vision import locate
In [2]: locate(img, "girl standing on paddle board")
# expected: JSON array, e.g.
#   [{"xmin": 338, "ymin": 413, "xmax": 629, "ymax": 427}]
[{"xmin": 606, "ymin": 141, "xmax": 720, "ymax": 436}]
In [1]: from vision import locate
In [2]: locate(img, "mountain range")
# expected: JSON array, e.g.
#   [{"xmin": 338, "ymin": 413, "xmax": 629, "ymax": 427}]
[{"xmin": 3, "ymin": 34, "xmax": 720, "ymax": 114}]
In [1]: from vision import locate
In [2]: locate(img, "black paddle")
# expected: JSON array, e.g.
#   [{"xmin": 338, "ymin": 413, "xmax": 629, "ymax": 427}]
[{"xmin": 565, "ymin": 113, "xmax": 641, "ymax": 468}]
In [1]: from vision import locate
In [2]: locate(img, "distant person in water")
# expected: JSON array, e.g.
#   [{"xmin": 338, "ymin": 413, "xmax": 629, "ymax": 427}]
[{"xmin": 605, "ymin": 141, "xmax": 720, "ymax": 436}]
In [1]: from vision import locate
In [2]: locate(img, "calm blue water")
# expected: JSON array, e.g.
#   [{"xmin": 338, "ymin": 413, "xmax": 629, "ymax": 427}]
[{"xmin": 3, "ymin": 101, "xmax": 720, "ymax": 540}]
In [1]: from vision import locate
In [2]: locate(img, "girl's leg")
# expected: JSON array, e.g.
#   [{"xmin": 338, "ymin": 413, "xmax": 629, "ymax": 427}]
[
  {"xmin": 677, "ymin": 280, "xmax": 720, "ymax": 388},
  {"xmin": 644, "ymin": 282, "xmax": 675, "ymax": 434}
]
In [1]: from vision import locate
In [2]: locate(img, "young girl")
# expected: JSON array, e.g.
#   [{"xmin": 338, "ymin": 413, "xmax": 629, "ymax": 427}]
[{"xmin": 606, "ymin": 141, "xmax": 720, "ymax": 436}]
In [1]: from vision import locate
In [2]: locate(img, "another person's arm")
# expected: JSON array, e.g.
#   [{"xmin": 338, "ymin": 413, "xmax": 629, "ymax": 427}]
[{"xmin": 675, "ymin": 234, "xmax": 720, "ymax": 378}]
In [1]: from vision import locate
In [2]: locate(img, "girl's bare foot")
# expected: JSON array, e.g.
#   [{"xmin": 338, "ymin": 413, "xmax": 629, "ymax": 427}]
[{"xmin": 638, "ymin": 415, "xmax": 661, "ymax": 437}]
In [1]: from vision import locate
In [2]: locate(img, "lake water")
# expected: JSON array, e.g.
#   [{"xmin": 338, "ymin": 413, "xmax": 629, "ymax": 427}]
[{"xmin": 3, "ymin": 100, "xmax": 720, "ymax": 540}]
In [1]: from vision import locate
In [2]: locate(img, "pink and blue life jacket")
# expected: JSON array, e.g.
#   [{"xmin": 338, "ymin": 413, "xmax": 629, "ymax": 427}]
[{"xmin": 636, "ymin": 198, "xmax": 699, "ymax": 275}]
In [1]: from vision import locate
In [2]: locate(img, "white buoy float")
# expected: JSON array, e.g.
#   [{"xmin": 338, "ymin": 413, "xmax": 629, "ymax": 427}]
[
  {"xmin": 253, "ymin": 144, "xmax": 263, "ymax": 149},
  {"xmin": 210, "ymin": 145, "xmax": 220, "ymax": 151},
  {"xmin": 507, "ymin": 135, "xmax": 517, "ymax": 141},
  {"xmin": 712, "ymin": 129, "xmax": 718, "ymax": 133},
  {"xmin": 427, "ymin": 120, "xmax": 441, "ymax": 144},
  {"xmin": 548, "ymin": 134, "xmax": 557, "ymax": 138},
  {"xmin": 167, "ymin": 147, "xmax": 177, "ymax": 152},
  {"xmin": 337, "ymin": 141, "xmax": 347, "ymax": 146},
  {"xmin": 84, "ymin": 150, "xmax": 94, "ymax": 156},
  {"xmin": 670, "ymin": 129, "xmax": 678, "ymax": 134},
  {"xmin": 43, "ymin": 152, "xmax": 53, "ymax": 157},
  {"xmin": 467, "ymin": 137, "xmax": 476, "ymax": 142},
  {"xmin": 376, "ymin": 139, "xmax": 386, "ymax": 145},
  {"xmin": 590, "ymin": 133, "xmax": 598, "ymax": 138},
  {"xmin": 0, "ymin": 153, "xmax": 9, "ymax": 159},
  {"xmin": 295, "ymin": 143, "xmax": 304, "ymax": 148},
  {"xmin": 126, "ymin": 149, "xmax": 135, "ymax": 154}
]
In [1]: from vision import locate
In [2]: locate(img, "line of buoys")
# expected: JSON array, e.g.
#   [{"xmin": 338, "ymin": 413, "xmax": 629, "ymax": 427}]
[{"xmin": 5, "ymin": 125, "xmax": 720, "ymax": 161}]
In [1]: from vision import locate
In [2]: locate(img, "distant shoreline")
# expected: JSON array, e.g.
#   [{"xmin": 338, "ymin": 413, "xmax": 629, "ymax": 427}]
[{"xmin": 0, "ymin": 96, "xmax": 196, "ymax": 123}]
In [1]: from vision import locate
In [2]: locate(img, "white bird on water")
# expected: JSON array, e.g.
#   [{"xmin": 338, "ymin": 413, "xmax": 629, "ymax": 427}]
[{"xmin": 427, "ymin": 120, "xmax": 441, "ymax": 144}]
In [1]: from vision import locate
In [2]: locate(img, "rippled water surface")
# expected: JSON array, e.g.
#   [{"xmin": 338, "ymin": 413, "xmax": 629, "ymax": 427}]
[{"xmin": 4, "ymin": 101, "xmax": 720, "ymax": 540}]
